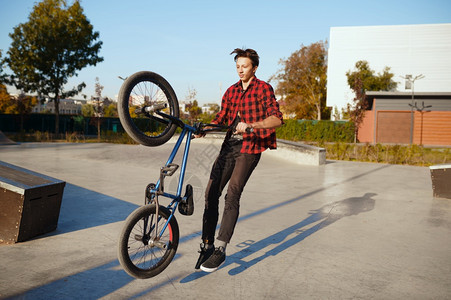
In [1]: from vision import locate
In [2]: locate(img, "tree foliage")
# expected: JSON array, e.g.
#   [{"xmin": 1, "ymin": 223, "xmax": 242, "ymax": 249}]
[
  {"xmin": 82, "ymin": 103, "xmax": 95, "ymax": 117},
  {"xmin": 0, "ymin": 84, "xmax": 12, "ymax": 112},
  {"xmin": 0, "ymin": 91, "xmax": 37, "ymax": 115},
  {"xmin": 103, "ymin": 104, "xmax": 117, "ymax": 117},
  {"xmin": 272, "ymin": 41, "xmax": 328, "ymax": 120},
  {"xmin": 346, "ymin": 60, "xmax": 397, "ymax": 93},
  {"xmin": 4, "ymin": 0, "xmax": 103, "ymax": 133},
  {"xmin": 93, "ymin": 77, "xmax": 104, "ymax": 139},
  {"xmin": 184, "ymin": 87, "xmax": 202, "ymax": 121},
  {"xmin": 0, "ymin": 50, "xmax": 7, "ymax": 84},
  {"xmin": 345, "ymin": 60, "xmax": 398, "ymax": 138},
  {"xmin": 0, "ymin": 85, "xmax": 38, "ymax": 131},
  {"xmin": 94, "ymin": 77, "xmax": 104, "ymax": 117}
]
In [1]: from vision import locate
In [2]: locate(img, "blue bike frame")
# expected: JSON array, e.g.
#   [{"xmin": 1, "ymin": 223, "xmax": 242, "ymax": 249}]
[{"xmin": 149, "ymin": 123, "xmax": 197, "ymax": 236}]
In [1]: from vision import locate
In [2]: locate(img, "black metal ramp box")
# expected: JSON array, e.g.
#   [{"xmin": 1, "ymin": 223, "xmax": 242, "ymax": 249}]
[
  {"xmin": 430, "ymin": 164, "xmax": 451, "ymax": 199},
  {"xmin": 0, "ymin": 161, "xmax": 66, "ymax": 244}
]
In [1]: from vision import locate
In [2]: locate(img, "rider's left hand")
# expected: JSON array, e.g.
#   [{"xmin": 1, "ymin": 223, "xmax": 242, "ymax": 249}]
[{"xmin": 234, "ymin": 122, "xmax": 252, "ymax": 134}]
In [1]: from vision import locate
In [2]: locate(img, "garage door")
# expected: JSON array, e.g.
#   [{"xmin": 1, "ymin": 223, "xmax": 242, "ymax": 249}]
[{"xmin": 376, "ymin": 111, "xmax": 411, "ymax": 144}]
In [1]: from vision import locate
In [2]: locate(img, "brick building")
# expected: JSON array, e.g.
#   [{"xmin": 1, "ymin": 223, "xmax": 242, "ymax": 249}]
[{"xmin": 358, "ymin": 92, "xmax": 451, "ymax": 146}]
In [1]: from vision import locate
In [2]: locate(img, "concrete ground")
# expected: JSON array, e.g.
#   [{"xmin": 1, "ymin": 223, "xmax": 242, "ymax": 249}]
[{"xmin": 0, "ymin": 139, "xmax": 450, "ymax": 300}]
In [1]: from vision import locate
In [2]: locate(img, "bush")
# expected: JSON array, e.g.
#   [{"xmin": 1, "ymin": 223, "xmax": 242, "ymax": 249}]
[
  {"xmin": 318, "ymin": 142, "xmax": 451, "ymax": 166},
  {"xmin": 276, "ymin": 119, "xmax": 355, "ymax": 142}
]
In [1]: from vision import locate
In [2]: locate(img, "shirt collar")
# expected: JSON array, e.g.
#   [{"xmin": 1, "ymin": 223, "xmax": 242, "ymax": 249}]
[{"xmin": 235, "ymin": 76, "xmax": 258, "ymax": 91}]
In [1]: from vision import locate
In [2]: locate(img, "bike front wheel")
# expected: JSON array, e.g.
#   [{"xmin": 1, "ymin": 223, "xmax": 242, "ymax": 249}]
[
  {"xmin": 118, "ymin": 204, "xmax": 179, "ymax": 279},
  {"xmin": 118, "ymin": 71, "xmax": 180, "ymax": 146}
]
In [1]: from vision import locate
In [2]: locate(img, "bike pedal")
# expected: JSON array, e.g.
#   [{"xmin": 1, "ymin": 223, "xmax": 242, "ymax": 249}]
[{"xmin": 179, "ymin": 184, "xmax": 194, "ymax": 216}]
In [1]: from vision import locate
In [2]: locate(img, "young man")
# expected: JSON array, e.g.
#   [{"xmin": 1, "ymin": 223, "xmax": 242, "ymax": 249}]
[{"xmin": 195, "ymin": 48, "xmax": 283, "ymax": 272}]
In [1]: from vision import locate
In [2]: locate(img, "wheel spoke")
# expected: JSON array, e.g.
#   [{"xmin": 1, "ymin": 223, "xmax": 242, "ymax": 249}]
[
  {"xmin": 118, "ymin": 71, "xmax": 179, "ymax": 146},
  {"xmin": 126, "ymin": 210, "xmax": 171, "ymax": 270}
]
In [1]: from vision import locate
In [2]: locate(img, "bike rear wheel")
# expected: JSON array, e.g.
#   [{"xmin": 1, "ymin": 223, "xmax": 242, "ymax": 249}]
[
  {"xmin": 118, "ymin": 204, "xmax": 179, "ymax": 279},
  {"xmin": 118, "ymin": 71, "xmax": 179, "ymax": 146}
]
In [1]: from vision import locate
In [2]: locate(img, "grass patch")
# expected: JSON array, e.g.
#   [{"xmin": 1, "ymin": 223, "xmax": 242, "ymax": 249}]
[
  {"xmin": 311, "ymin": 142, "xmax": 451, "ymax": 166},
  {"xmin": 6, "ymin": 131, "xmax": 138, "ymax": 145}
]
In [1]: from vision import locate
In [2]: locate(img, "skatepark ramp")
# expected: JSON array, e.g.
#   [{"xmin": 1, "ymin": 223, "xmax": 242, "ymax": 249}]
[{"xmin": 0, "ymin": 131, "xmax": 16, "ymax": 145}]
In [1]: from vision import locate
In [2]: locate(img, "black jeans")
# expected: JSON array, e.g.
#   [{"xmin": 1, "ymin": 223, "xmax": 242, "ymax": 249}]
[{"xmin": 202, "ymin": 138, "xmax": 261, "ymax": 244}]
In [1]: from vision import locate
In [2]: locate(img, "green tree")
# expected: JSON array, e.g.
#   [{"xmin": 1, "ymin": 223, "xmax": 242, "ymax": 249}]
[
  {"xmin": 345, "ymin": 60, "xmax": 398, "ymax": 140},
  {"xmin": 207, "ymin": 103, "xmax": 220, "ymax": 115},
  {"xmin": 184, "ymin": 87, "xmax": 202, "ymax": 121},
  {"xmin": 346, "ymin": 60, "xmax": 397, "ymax": 93},
  {"xmin": 272, "ymin": 41, "xmax": 328, "ymax": 120},
  {"xmin": 82, "ymin": 103, "xmax": 95, "ymax": 117},
  {"xmin": 188, "ymin": 100, "xmax": 202, "ymax": 121},
  {"xmin": 94, "ymin": 77, "xmax": 104, "ymax": 140},
  {"xmin": 103, "ymin": 103, "xmax": 118, "ymax": 117},
  {"xmin": 0, "ymin": 50, "xmax": 7, "ymax": 84},
  {"xmin": 4, "ymin": 0, "xmax": 103, "ymax": 135}
]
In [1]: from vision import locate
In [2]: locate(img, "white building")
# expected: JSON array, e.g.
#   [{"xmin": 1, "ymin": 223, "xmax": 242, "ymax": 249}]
[
  {"xmin": 33, "ymin": 99, "xmax": 86, "ymax": 115},
  {"xmin": 327, "ymin": 23, "xmax": 451, "ymax": 116}
]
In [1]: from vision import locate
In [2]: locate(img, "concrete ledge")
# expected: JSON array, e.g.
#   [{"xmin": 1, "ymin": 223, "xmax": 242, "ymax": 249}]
[
  {"xmin": 268, "ymin": 139, "xmax": 326, "ymax": 166},
  {"xmin": 195, "ymin": 134, "xmax": 326, "ymax": 166}
]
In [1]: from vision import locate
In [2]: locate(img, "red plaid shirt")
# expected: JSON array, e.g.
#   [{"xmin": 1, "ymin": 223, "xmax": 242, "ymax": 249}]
[{"xmin": 212, "ymin": 77, "xmax": 283, "ymax": 154}]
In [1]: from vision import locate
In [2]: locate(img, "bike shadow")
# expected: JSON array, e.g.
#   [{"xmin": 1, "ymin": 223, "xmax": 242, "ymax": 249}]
[
  {"xmin": 180, "ymin": 192, "xmax": 376, "ymax": 282},
  {"xmin": 6, "ymin": 256, "xmax": 184, "ymax": 299},
  {"xmin": 43, "ymin": 183, "xmax": 138, "ymax": 236}
]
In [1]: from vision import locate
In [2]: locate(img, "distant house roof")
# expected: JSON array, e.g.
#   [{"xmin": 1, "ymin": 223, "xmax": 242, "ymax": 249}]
[
  {"xmin": 366, "ymin": 91, "xmax": 451, "ymax": 97},
  {"xmin": 364, "ymin": 91, "xmax": 451, "ymax": 111}
]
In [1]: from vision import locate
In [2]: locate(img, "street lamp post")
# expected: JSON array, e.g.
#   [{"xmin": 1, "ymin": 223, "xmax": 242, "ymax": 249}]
[{"xmin": 402, "ymin": 74, "xmax": 425, "ymax": 144}]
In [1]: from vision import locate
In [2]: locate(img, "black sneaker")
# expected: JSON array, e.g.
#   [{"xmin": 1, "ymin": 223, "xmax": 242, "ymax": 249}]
[
  {"xmin": 200, "ymin": 247, "xmax": 226, "ymax": 273},
  {"xmin": 195, "ymin": 243, "xmax": 214, "ymax": 269}
]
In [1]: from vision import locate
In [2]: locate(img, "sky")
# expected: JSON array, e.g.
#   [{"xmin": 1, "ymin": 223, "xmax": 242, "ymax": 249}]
[{"xmin": 1, "ymin": 0, "xmax": 450, "ymax": 106}]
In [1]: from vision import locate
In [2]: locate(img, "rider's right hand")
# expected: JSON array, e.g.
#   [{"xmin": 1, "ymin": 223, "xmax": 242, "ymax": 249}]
[
  {"xmin": 193, "ymin": 125, "xmax": 214, "ymax": 138},
  {"xmin": 193, "ymin": 132, "xmax": 206, "ymax": 139}
]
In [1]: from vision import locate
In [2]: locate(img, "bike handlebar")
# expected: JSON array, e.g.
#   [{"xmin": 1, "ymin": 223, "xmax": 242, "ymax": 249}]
[
  {"xmin": 150, "ymin": 106, "xmax": 253, "ymax": 135},
  {"xmin": 196, "ymin": 123, "xmax": 253, "ymax": 135}
]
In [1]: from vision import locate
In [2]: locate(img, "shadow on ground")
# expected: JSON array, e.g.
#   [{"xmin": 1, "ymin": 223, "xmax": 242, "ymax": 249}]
[
  {"xmin": 9, "ymin": 192, "xmax": 376, "ymax": 299},
  {"xmin": 7, "ymin": 165, "xmax": 389, "ymax": 298},
  {"xmin": 181, "ymin": 192, "xmax": 377, "ymax": 282},
  {"xmin": 45, "ymin": 183, "xmax": 138, "ymax": 236}
]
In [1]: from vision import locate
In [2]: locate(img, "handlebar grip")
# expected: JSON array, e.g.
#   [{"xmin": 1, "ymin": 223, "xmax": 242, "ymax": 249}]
[{"xmin": 145, "ymin": 103, "xmax": 167, "ymax": 113}]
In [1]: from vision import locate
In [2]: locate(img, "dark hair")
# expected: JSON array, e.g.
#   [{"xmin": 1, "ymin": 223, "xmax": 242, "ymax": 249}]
[{"xmin": 230, "ymin": 48, "xmax": 259, "ymax": 67}]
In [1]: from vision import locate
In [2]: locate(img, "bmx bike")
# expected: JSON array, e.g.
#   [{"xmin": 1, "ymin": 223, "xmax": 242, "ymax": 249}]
[{"xmin": 116, "ymin": 71, "xmax": 228, "ymax": 279}]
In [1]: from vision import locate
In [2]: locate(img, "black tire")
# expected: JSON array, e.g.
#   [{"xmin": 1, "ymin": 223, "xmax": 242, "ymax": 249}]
[
  {"xmin": 118, "ymin": 204, "xmax": 179, "ymax": 279},
  {"xmin": 118, "ymin": 71, "xmax": 179, "ymax": 146}
]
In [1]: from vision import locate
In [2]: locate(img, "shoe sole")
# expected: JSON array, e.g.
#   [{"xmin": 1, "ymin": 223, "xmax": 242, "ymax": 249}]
[{"xmin": 200, "ymin": 260, "xmax": 225, "ymax": 273}]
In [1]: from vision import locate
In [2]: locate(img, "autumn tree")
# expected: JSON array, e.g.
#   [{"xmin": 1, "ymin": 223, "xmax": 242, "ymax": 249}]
[
  {"xmin": 0, "ymin": 84, "xmax": 11, "ymax": 113},
  {"xmin": 0, "ymin": 87, "xmax": 37, "ymax": 131},
  {"xmin": 346, "ymin": 60, "xmax": 398, "ymax": 139},
  {"xmin": 0, "ymin": 53, "xmax": 9, "ymax": 112},
  {"xmin": 4, "ymin": 0, "xmax": 103, "ymax": 135},
  {"xmin": 272, "ymin": 41, "xmax": 328, "ymax": 120}
]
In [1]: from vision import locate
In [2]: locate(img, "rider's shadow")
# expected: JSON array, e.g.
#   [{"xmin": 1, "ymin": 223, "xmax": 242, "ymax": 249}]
[
  {"xmin": 180, "ymin": 192, "xmax": 376, "ymax": 282},
  {"xmin": 227, "ymin": 192, "xmax": 376, "ymax": 275}
]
